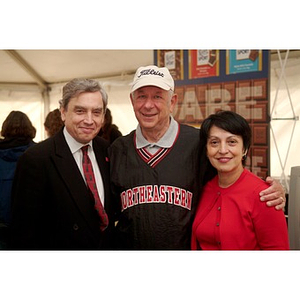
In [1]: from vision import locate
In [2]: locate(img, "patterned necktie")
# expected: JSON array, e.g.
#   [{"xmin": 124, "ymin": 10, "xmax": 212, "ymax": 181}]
[{"xmin": 81, "ymin": 145, "xmax": 108, "ymax": 231}]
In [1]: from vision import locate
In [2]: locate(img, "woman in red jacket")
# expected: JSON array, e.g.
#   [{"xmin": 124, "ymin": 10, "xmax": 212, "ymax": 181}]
[{"xmin": 191, "ymin": 110, "xmax": 289, "ymax": 250}]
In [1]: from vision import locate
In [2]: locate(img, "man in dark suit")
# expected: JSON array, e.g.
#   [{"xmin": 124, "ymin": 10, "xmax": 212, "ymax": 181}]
[{"xmin": 10, "ymin": 78, "xmax": 115, "ymax": 250}]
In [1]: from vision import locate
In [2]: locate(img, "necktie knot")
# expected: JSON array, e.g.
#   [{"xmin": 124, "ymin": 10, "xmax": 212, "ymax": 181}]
[{"xmin": 81, "ymin": 145, "xmax": 89, "ymax": 155}]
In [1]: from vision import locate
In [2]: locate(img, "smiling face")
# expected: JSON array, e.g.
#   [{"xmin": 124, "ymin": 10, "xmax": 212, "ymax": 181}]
[
  {"xmin": 130, "ymin": 86, "xmax": 177, "ymax": 142},
  {"xmin": 61, "ymin": 91, "xmax": 105, "ymax": 144},
  {"xmin": 206, "ymin": 125, "xmax": 246, "ymax": 176}
]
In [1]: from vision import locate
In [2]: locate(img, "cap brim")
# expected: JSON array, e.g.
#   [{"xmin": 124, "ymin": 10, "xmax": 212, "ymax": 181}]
[{"xmin": 131, "ymin": 80, "xmax": 172, "ymax": 93}]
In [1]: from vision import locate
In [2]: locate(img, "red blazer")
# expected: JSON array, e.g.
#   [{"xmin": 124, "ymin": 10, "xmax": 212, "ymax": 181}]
[{"xmin": 191, "ymin": 169, "xmax": 289, "ymax": 250}]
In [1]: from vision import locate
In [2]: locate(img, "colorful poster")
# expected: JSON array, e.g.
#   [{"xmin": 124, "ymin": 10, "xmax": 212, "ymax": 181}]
[
  {"xmin": 188, "ymin": 50, "xmax": 219, "ymax": 79},
  {"xmin": 156, "ymin": 50, "xmax": 184, "ymax": 80},
  {"xmin": 226, "ymin": 50, "xmax": 262, "ymax": 74}
]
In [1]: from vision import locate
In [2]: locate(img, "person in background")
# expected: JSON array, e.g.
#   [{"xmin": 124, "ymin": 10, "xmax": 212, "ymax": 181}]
[
  {"xmin": 191, "ymin": 110, "xmax": 289, "ymax": 250},
  {"xmin": 108, "ymin": 65, "xmax": 286, "ymax": 250},
  {"xmin": 10, "ymin": 78, "xmax": 115, "ymax": 250},
  {"xmin": 0, "ymin": 111, "xmax": 36, "ymax": 249},
  {"xmin": 44, "ymin": 108, "xmax": 64, "ymax": 138},
  {"xmin": 98, "ymin": 108, "xmax": 122, "ymax": 144}
]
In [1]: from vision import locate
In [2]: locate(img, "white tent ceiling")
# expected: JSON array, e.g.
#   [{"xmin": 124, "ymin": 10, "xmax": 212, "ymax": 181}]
[
  {"xmin": 0, "ymin": 49, "xmax": 295, "ymax": 89},
  {"xmin": 0, "ymin": 49, "xmax": 154, "ymax": 88}
]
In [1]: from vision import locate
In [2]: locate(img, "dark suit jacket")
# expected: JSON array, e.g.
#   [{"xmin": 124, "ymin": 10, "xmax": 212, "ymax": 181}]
[{"xmin": 10, "ymin": 128, "xmax": 115, "ymax": 250}]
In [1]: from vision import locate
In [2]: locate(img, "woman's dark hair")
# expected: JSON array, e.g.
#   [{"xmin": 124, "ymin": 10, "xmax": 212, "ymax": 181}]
[
  {"xmin": 199, "ymin": 110, "xmax": 251, "ymax": 185},
  {"xmin": 44, "ymin": 108, "xmax": 64, "ymax": 137},
  {"xmin": 1, "ymin": 110, "xmax": 36, "ymax": 139}
]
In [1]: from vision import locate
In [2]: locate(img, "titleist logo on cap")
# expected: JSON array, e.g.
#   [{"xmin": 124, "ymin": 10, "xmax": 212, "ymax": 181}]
[{"xmin": 137, "ymin": 69, "xmax": 165, "ymax": 78}]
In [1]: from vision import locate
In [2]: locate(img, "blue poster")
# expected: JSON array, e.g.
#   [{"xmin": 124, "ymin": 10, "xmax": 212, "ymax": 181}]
[{"xmin": 226, "ymin": 50, "xmax": 262, "ymax": 74}]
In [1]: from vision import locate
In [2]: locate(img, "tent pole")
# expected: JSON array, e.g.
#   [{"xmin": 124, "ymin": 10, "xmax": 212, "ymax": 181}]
[
  {"xmin": 4, "ymin": 50, "xmax": 48, "ymax": 91},
  {"xmin": 42, "ymin": 87, "xmax": 51, "ymax": 140}
]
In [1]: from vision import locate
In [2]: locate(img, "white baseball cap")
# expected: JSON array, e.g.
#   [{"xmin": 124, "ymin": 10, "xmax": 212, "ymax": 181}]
[{"xmin": 130, "ymin": 65, "xmax": 174, "ymax": 93}]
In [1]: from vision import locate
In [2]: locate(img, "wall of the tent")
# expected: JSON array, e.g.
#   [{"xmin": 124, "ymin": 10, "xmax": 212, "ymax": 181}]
[
  {"xmin": 0, "ymin": 53, "xmax": 299, "ymax": 190},
  {"xmin": 0, "ymin": 86, "xmax": 44, "ymax": 141}
]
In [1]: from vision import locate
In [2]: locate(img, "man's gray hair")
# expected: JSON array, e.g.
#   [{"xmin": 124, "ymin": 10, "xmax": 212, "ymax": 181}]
[{"xmin": 59, "ymin": 78, "xmax": 108, "ymax": 110}]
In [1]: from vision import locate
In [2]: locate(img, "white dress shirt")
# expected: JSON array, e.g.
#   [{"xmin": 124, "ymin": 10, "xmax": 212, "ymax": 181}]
[{"xmin": 63, "ymin": 127, "xmax": 105, "ymax": 205}]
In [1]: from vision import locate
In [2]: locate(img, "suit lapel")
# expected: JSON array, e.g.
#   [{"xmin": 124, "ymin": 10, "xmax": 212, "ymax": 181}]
[{"xmin": 51, "ymin": 131, "xmax": 100, "ymax": 234}]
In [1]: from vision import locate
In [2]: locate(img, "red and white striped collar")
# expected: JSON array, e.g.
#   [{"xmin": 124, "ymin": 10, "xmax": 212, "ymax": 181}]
[{"xmin": 134, "ymin": 117, "xmax": 180, "ymax": 168}]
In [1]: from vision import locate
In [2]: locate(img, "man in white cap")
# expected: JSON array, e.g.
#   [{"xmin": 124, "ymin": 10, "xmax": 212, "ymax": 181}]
[{"xmin": 109, "ymin": 65, "xmax": 285, "ymax": 250}]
